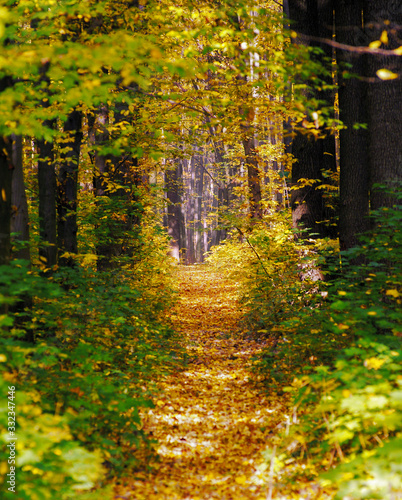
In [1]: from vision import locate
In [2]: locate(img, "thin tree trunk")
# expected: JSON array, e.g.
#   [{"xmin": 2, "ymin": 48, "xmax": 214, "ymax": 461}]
[
  {"xmin": 166, "ymin": 158, "xmax": 184, "ymax": 262},
  {"xmin": 186, "ymin": 156, "xmax": 196, "ymax": 264},
  {"xmin": 10, "ymin": 135, "xmax": 34, "ymax": 342},
  {"xmin": 195, "ymin": 152, "xmax": 204, "ymax": 262},
  {"xmin": 88, "ymin": 105, "xmax": 116, "ymax": 271}
]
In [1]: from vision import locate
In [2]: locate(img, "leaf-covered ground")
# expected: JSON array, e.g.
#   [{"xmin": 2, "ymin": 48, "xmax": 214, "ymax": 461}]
[{"xmin": 117, "ymin": 265, "xmax": 286, "ymax": 499}]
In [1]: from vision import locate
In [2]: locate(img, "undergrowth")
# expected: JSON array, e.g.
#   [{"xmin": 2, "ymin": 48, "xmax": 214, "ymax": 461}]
[
  {"xmin": 0, "ymin": 222, "xmax": 182, "ymax": 500},
  {"xmin": 207, "ymin": 197, "xmax": 401, "ymax": 499}
]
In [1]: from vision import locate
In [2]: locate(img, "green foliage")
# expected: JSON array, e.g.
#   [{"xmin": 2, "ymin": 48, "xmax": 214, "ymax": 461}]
[
  {"xmin": 257, "ymin": 194, "xmax": 402, "ymax": 499},
  {"xmin": 206, "ymin": 212, "xmax": 323, "ymax": 359},
  {"xmin": 0, "ymin": 223, "xmax": 181, "ymax": 499},
  {"xmin": 208, "ymin": 187, "xmax": 401, "ymax": 498}
]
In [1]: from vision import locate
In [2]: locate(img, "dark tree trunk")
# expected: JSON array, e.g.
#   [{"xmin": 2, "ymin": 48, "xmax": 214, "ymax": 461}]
[
  {"xmin": 290, "ymin": 135, "xmax": 327, "ymax": 237},
  {"xmin": 89, "ymin": 105, "xmax": 115, "ymax": 271},
  {"xmin": 242, "ymin": 135, "xmax": 263, "ymax": 220},
  {"xmin": 9, "ymin": 135, "xmax": 34, "ymax": 342},
  {"xmin": 89, "ymin": 105, "xmax": 110, "ymax": 197},
  {"xmin": 0, "ymin": 77, "xmax": 13, "ymax": 267},
  {"xmin": 335, "ymin": 0, "xmax": 370, "ymax": 251},
  {"xmin": 287, "ymin": 0, "xmax": 336, "ymax": 238},
  {"xmin": 11, "ymin": 135, "xmax": 30, "ymax": 261},
  {"xmin": 37, "ymin": 124, "xmax": 58, "ymax": 268},
  {"xmin": 365, "ymin": 1, "xmax": 402, "ymax": 210},
  {"xmin": 0, "ymin": 137, "xmax": 12, "ymax": 267},
  {"xmin": 57, "ymin": 109, "xmax": 83, "ymax": 266},
  {"xmin": 214, "ymin": 141, "xmax": 229, "ymax": 243},
  {"xmin": 195, "ymin": 152, "xmax": 204, "ymax": 262}
]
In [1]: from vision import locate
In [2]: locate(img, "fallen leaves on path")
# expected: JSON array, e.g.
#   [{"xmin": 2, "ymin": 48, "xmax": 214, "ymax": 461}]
[{"xmin": 116, "ymin": 265, "xmax": 286, "ymax": 499}]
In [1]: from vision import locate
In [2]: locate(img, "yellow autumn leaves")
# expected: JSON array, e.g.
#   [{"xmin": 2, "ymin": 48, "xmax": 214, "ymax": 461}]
[{"xmin": 116, "ymin": 265, "xmax": 285, "ymax": 500}]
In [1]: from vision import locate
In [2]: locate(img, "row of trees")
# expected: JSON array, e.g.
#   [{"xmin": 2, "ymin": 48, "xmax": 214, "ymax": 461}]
[
  {"xmin": 155, "ymin": 0, "xmax": 402, "ymax": 261},
  {"xmin": 285, "ymin": 0, "xmax": 401, "ymax": 250},
  {"xmin": 1, "ymin": 1, "xmax": 400, "ymax": 269}
]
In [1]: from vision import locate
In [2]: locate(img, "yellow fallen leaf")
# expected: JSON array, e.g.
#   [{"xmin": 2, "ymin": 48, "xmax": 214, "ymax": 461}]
[
  {"xmin": 386, "ymin": 289, "xmax": 400, "ymax": 298},
  {"xmin": 235, "ymin": 475, "xmax": 247, "ymax": 485},
  {"xmin": 364, "ymin": 357, "xmax": 385, "ymax": 370}
]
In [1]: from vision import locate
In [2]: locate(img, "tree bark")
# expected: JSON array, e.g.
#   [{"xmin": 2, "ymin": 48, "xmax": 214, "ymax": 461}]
[
  {"xmin": 9, "ymin": 135, "xmax": 34, "ymax": 342},
  {"xmin": 196, "ymin": 153, "xmax": 205, "ymax": 262},
  {"xmin": 365, "ymin": 1, "xmax": 402, "ymax": 211},
  {"xmin": 0, "ymin": 76, "xmax": 13, "ymax": 267},
  {"xmin": 166, "ymin": 158, "xmax": 184, "ymax": 262},
  {"xmin": 287, "ymin": 0, "xmax": 336, "ymax": 238},
  {"xmin": 57, "ymin": 109, "xmax": 83, "ymax": 266},
  {"xmin": 37, "ymin": 123, "xmax": 58, "ymax": 268},
  {"xmin": 242, "ymin": 135, "xmax": 263, "ymax": 220},
  {"xmin": 0, "ymin": 137, "xmax": 12, "ymax": 267},
  {"xmin": 335, "ymin": 0, "xmax": 370, "ymax": 251},
  {"xmin": 186, "ymin": 157, "xmax": 196, "ymax": 265},
  {"xmin": 11, "ymin": 135, "xmax": 30, "ymax": 261}
]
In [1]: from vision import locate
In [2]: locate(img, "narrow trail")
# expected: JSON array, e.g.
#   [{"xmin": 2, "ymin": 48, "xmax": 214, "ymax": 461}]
[{"xmin": 119, "ymin": 265, "xmax": 285, "ymax": 499}]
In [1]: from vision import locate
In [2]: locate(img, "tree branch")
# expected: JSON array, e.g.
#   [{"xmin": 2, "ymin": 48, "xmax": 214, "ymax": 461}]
[{"xmin": 297, "ymin": 33, "xmax": 402, "ymax": 57}]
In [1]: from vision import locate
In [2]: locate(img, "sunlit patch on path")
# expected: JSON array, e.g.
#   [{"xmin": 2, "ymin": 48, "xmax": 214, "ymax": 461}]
[{"xmin": 117, "ymin": 265, "xmax": 284, "ymax": 499}]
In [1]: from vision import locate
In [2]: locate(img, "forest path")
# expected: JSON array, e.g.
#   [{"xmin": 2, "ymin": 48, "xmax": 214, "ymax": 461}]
[{"xmin": 118, "ymin": 265, "xmax": 284, "ymax": 500}]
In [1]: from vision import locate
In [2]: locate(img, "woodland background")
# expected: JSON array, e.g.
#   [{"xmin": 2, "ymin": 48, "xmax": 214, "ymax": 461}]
[{"xmin": 0, "ymin": 0, "xmax": 401, "ymax": 499}]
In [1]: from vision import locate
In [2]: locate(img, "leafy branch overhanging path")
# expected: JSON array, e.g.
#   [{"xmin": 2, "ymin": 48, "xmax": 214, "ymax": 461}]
[{"xmin": 119, "ymin": 265, "xmax": 285, "ymax": 500}]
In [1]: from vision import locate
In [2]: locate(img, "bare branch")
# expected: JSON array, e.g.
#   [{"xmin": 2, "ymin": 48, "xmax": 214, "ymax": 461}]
[{"xmin": 297, "ymin": 33, "xmax": 402, "ymax": 57}]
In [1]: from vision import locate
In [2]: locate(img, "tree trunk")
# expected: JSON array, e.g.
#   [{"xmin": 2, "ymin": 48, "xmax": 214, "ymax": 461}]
[
  {"xmin": 89, "ymin": 105, "xmax": 116, "ymax": 271},
  {"xmin": 287, "ymin": 0, "xmax": 336, "ymax": 238},
  {"xmin": 242, "ymin": 135, "xmax": 263, "ymax": 220},
  {"xmin": 214, "ymin": 141, "xmax": 229, "ymax": 242},
  {"xmin": 11, "ymin": 135, "xmax": 30, "ymax": 261},
  {"xmin": 365, "ymin": 1, "xmax": 402, "ymax": 211},
  {"xmin": 57, "ymin": 109, "xmax": 83, "ymax": 266},
  {"xmin": 195, "ymin": 152, "xmax": 204, "ymax": 262},
  {"xmin": 90, "ymin": 105, "xmax": 143, "ymax": 271},
  {"xmin": 335, "ymin": 0, "xmax": 370, "ymax": 251},
  {"xmin": 37, "ymin": 123, "xmax": 57, "ymax": 268},
  {"xmin": 166, "ymin": 158, "xmax": 184, "ymax": 262},
  {"xmin": 10, "ymin": 135, "xmax": 34, "ymax": 342},
  {"xmin": 186, "ymin": 157, "xmax": 196, "ymax": 265},
  {"xmin": 0, "ymin": 137, "xmax": 12, "ymax": 267},
  {"xmin": 0, "ymin": 76, "xmax": 13, "ymax": 267}
]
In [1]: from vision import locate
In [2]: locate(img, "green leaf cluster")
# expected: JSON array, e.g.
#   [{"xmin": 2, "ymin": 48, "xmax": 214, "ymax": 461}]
[
  {"xmin": 257, "ymin": 190, "xmax": 402, "ymax": 499},
  {"xmin": 0, "ymin": 224, "xmax": 182, "ymax": 499}
]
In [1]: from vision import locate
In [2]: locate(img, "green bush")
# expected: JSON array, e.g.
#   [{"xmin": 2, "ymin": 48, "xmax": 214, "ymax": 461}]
[
  {"xmin": 0, "ymin": 225, "xmax": 182, "ymax": 499},
  {"xmin": 260, "ymin": 195, "xmax": 402, "ymax": 499}
]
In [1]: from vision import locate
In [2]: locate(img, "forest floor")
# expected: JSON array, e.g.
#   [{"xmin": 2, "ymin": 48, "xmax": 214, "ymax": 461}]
[{"xmin": 116, "ymin": 265, "xmax": 288, "ymax": 500}]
